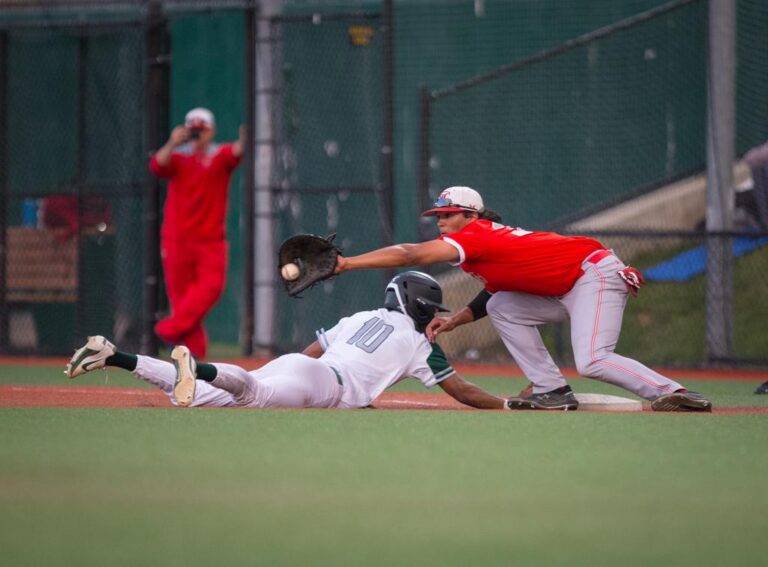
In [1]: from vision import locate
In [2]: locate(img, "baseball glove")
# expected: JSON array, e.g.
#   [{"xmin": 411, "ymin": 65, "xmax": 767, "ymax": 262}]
[
  {"xmin": 278, "ymin": 233, "xmax": 341, "ymax": 297},
  {"xmin": 618, "ymin": 266, "xmax": 645, "ymax": 298}
]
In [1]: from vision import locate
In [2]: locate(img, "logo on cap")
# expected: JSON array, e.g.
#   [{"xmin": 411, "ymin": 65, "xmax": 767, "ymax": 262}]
[{"xmin": 421, "ymin": 186, "xmax": 484, "ymax": 216}]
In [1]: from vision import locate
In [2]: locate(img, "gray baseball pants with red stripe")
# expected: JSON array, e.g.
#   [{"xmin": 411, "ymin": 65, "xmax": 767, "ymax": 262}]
[{"xmin": 487, "ymin": 253, "xmax": 683, "ymax": 400}]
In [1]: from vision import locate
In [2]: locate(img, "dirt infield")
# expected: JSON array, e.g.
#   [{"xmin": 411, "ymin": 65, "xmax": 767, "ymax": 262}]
[
  {"xmin": 2, "ymin": 356, "xmax": 767, "ymax": 381},
  {"xmin": 1, "ymin": 384, "xmax": 766, "ymax": 414}
]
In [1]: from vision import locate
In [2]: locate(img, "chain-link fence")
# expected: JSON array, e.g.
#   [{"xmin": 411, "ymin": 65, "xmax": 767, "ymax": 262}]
[
  {"xmin": 1, "ymin": 0, "xmax": 765, "ymax": 367},
  {"xmin": 0, "ymin": 0, "xmax": 395, "ymax": 357},
  {"xmin": 264, "ymin": 8, "xmax": 394, "ymax": 351},
  {"xmin": 0, "ymin": 0, "xmax": 259, "ymax": 356},
  {"xmin": 417, "ymin": 0, "xmax": 768, "ymax": 367},
  {"xmin": 0, "ymin": 13, "xmax": 146, "ymax": 355}
]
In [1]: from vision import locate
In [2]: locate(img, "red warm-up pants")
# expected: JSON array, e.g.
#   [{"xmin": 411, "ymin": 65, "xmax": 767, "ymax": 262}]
[{"xmin": 155, "ymin": 238, "xmax": 228, "ymax": 358}]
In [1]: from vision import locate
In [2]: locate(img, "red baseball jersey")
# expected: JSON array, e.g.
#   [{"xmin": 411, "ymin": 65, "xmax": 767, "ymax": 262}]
[
  {"xmin": 150, "ymin": 143, "xmax": 241, "ymax": 241},
  {"xmin": 441, "ymin": 219, "xmax": 605, "ymax": 296}
]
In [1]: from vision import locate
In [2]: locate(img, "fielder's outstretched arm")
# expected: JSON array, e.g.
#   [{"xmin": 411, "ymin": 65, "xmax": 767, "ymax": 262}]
[
  {"xmin": 438, "ymin": 374, "xmax": 506, "ymax": 410},
  {"xmin": 335, "ymin": 240, "xmax": 458, "ymax": 273}
]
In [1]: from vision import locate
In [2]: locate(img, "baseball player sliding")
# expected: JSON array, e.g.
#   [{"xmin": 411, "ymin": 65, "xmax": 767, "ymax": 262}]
[
  {"xmin": 65, "ymin": 272, "xmax": 507, "ymax": 410},
  {"xmin": 334, "ymin": 186, "xmax": 713, "ymax": 412}
]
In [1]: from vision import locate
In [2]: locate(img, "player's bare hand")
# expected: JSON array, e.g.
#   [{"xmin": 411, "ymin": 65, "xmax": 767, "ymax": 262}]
[
  {"xmin": 169, "ymin": 126, "xmax": 188, "ymax": 146},
  {"xmin": 232, "ymin": 124, "xmax": 247, "ymax": 157},
  {"xmin": 426, "ymin": 316, "xmax": 456, "ymax": 342}
]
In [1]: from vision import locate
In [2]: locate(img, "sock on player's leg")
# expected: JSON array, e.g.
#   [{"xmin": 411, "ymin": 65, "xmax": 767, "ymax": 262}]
[
  {"xmin": 106, "ymin": 352, "xmax": 138, "ymax": 372},
  {"xmin": 196, "ymin": 362, "xmax": 218, "ymax": 382}
]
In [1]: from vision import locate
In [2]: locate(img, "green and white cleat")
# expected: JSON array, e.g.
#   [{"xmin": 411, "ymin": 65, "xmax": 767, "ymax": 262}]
[
  {"xmin": 171, "ymin": 345, "xmax": 197, "ymax": 408},
  {"xmin": 65, "ymin": 336, "xmax": 116, "ymax": 379}
]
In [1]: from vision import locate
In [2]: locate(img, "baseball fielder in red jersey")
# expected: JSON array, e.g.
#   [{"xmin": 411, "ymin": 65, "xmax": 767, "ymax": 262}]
[
  {"xmin": 335, "ymin": 186, "xmax": 713, "ymax": 412},
  {"xmin": 149, "ymin": 108, "xmax": 244, "ymax": 358}
]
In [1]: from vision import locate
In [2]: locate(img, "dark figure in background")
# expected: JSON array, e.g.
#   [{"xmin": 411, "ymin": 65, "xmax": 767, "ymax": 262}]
[
  {"xmin": 744, "ymin": 141, "xmax": 768, "ymax": 229},
  {"xmin": 740, "ymin": 143, "xmax": 768, "ymax": 394}
]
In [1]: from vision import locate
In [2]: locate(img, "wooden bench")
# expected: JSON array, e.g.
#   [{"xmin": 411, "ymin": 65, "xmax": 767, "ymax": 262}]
[{"xmin": 5, "ymin": 227, "xmax": 78, "ymax": 303}]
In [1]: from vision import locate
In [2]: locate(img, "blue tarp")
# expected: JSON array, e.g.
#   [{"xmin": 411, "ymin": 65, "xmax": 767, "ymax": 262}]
[{"xmin": 644, "ymin": 236, "xmax": 768, "ymax": 282}]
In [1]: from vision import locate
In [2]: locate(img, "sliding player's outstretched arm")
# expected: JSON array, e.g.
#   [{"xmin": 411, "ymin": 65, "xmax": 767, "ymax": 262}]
[{"xmin": 438, "ymin": 374, "xmax": 506, "ymax": 409}]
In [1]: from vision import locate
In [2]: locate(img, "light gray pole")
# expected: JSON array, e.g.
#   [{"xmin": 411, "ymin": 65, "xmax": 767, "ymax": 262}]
[
  {"xmin": 252, "ymin": 0, "xmax": 284, "ymax": 354},
  {"xmin": 705, "ymin": 0, "xmax": 736, "ymax": 362}
]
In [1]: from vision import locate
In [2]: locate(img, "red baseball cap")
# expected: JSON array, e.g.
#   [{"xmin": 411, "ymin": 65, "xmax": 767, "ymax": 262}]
[{"xmin": 421, "ymin": 186, "xmax": 485, "ymax": 216}]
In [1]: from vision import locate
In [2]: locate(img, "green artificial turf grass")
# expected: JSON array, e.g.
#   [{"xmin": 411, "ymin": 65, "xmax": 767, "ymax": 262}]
[{"xmin": 0, "ymin": 408, "xmax": 766, "ymax": 567}]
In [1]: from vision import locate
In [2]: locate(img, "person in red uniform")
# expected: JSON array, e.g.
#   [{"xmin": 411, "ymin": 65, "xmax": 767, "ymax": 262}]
[
  {"xmin": 335, "ymin": 186, "xmax": 713, "ymax": 412},
  {"xmin": 149, "ymin": 108, "xmax": 244, "ymax": 358}
]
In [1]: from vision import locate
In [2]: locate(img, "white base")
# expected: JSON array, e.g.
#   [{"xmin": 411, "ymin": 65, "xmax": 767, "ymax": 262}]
[{"xmin": 574, "ymin": 393, "xmax": 643, "ymax": 412}]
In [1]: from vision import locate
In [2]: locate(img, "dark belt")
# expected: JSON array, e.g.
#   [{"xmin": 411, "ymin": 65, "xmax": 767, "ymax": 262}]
[{"xmin": 584, "ymin": 249, "xmax": 612, "ymax": 264}]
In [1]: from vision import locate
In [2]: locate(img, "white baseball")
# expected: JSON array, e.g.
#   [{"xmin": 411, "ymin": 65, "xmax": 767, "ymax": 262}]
[{"xmin": 281, "ymin": 262, "xmax": 300, "ymax": 281}]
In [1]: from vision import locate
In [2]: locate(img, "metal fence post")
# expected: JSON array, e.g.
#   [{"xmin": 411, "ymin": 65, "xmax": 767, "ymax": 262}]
[
  {"xmin": 75, "ymin": 34, "xmax": 88, "ymax": 341},
  {"xmin": 380, "ymin": 0, "xmax": 395, "ymax": 287},
  {"xmin": 143, "ymin": 0, "xmax": 170, "ymax": 356},
  {"xmin": 705, "ymin": 0, "xmax": 736, "ymax": 362},
  {"xmin": 253, "ymin": 6, "xmax": 279, "ymax": 353},
  {"xmin": 417, "ymin": 85, "xmax": 432, "ymax": 241},
  {"xmin": 241, "ymin": 0, "xmax": 257, "ymax": 356},
  {"xmin": 0, "ymin": 31, "xmax": 7, "ymax": 352},
  {"xmin": 381, "ymin": 0, "xmax": 394, "ymax": 246}
]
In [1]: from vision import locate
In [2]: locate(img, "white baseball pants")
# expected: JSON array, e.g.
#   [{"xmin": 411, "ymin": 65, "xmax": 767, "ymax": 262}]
[
  {"xmin": 487, "ymin": 253, "xmax": 683, "ymax": 400},
  {"xmin": 133, "ymin": 353, "xmax": 343, "ymax": 408}
]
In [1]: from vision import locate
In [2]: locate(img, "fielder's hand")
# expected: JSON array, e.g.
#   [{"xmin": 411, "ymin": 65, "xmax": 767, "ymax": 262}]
[{"xmin": 426, "ymin": 316, "xmax": 458, "ymax": 342}]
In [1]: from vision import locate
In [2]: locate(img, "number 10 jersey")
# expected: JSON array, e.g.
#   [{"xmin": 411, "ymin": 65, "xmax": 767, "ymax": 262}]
[{"xmin": 316, "ymin": 308, "xmax": 455, "ymax": 409}]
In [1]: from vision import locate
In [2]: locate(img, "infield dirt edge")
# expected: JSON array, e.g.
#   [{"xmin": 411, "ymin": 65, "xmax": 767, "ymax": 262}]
[{"xmin": 1, "ymin": 385, "xmax": 765, "ymax": 414}]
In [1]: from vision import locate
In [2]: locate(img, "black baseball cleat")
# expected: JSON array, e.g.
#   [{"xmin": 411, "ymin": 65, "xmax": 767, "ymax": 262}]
[
  {"xmin": 505, "ymin": 385, "xmax": 579, "ymax": 411},
  {"xmin": 755, "ymin": 381, "xmax": 768, "ymax": 395},
  {"xmin": 651, "ymin": 390, "xmax": 712, "ymax": 412}
]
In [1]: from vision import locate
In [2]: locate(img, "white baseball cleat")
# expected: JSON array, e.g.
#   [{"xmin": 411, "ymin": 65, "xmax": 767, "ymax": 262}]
[
  {"xmin": 65, "ymin": 335, "xmax": 116, "ymax": 379},
  {"xmin": 171, "ymin": 345, "xmax": 197, "ymax": 408}
]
